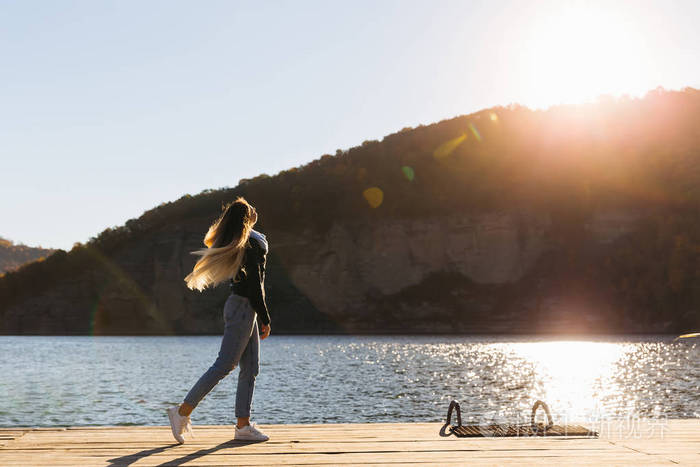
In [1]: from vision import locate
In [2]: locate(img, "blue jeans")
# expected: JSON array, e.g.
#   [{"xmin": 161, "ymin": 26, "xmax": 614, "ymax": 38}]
[{"xmin": 184, "ymin": 293, "xmax": 260, "ymax": 418}]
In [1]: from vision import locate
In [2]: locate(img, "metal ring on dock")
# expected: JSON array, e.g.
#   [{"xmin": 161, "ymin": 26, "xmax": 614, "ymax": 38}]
[
  {"xmin": 530, "ymin": 400, "xmax": 554, "ymax": 432},
  {"xmin": 446, "ymin": 400, "xmax": 462, "ymax": 428}
]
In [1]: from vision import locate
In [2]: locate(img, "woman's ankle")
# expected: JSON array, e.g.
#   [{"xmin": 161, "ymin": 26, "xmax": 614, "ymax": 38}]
[
  {"xmin": 178, "ymin": 403, "xmax": 193, "ymax": 417},
  {"xmin": 236, "ymin": 417, "xmax": 250, "ymax": 428}
]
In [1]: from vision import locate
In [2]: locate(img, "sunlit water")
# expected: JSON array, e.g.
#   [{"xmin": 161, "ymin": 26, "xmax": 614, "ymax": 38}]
[{"xmin": 0, "ymin": 335, "xmax": 697, "ymax": 427}]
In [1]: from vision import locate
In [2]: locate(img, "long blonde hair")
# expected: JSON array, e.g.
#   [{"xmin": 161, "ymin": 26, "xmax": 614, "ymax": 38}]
[{"xmin": 184, "ymin": 197, "xmax": 258, "ymax": 291}]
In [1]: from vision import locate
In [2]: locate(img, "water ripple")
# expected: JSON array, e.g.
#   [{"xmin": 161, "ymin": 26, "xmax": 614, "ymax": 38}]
[{"xmin": 0, "ymin": 335, "xmax": 698, "ymax": 427}]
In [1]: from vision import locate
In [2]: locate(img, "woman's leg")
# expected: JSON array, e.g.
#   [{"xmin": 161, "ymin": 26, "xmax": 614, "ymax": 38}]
[
  {"xmin": 181, "ymin": 295, "xmax": 256, "ymax": 413},
  {"xmin": 235, "ymin": 317, "xmax": 260, "ymax": 427}
]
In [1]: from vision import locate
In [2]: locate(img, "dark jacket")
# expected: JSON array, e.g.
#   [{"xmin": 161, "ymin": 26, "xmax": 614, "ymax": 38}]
[{"xmin": 229, "ymin": 231, "xmax": 270, "ymax": 326}]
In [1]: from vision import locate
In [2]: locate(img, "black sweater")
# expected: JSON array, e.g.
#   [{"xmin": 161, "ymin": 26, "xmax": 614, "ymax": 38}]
[{"xmin": 229, "ymin": 234, "xmax": 270, "ymax": 326}]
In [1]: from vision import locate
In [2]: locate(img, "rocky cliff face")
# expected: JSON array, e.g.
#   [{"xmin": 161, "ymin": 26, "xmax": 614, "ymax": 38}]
[
  {"xmin": 276, "ymin": 212, "xmax": 548, "ymax": 317},
  {"xmin": 0, "ymin": 204, "xmax": 668, "ymax": 335},
  {"xmin": 0, "ymin": 204, "xmax": 652, "ymax": 335},
  {"xmin": 267, "ymin": 208, "xmax": 647, "ymax": 333}
]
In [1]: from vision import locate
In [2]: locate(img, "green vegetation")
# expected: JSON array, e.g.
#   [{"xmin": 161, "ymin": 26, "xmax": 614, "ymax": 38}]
[{"xmin": 1, "ymin": 87, "xmax": 698, "ymax": 333}]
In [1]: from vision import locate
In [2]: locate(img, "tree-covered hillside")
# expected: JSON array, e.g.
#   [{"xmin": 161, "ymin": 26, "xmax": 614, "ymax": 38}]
[
  {"xmin": 0, "ymin": 237, "xmax": 55, "ymax": 274},
  {"xmin": 1, "ymin": 88, "xmax": 698, "ymax": 334}
]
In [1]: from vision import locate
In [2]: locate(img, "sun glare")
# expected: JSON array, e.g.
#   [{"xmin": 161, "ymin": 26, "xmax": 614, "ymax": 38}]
[
  {"xmin": 510, "ymin": 341, "xmax": 631, "ymax": 420},
  {"xmin": 521, "ymin": 3, "xmax": 651, "ymax": 108}
]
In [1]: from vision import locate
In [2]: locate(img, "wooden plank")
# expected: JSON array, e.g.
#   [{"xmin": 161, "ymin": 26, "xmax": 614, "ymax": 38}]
[
  {"xmin": 0, "ymin": 421, "xmax": 697, "ymax": 466},
  {"xmin": 0, "ymin": 450, "xmax": 677, "ymax": 466}
]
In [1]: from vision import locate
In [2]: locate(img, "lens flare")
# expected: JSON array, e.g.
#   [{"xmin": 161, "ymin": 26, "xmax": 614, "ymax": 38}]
[
  {"xmin": 469, "ymin": 122, "xmax": 482, "ymax": 142},
  {"xmin": 362, "ymin": 187, "xmax": 384, "ymax": 208},
  {"xmin": 674, "ymin": 333, "xmax": 700, "ymax": 342},
  {"xmin": 433, "ymin": 134, "xmax": 466, "ymax": 159},
  {"xmin": 82, "ymin": 245, "xmax": 173, "ymax": 335},
  {"xmin": 489, "ymin": 112, "xmax": 498, "ymax": 122},
  {"xmin": 401, "ymin": 166, "xmax": 415, "ymax": 181}
]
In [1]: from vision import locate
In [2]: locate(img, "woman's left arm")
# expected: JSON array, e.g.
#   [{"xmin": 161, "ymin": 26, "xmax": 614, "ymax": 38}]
[{"xmin": 247, "ymin": 242, "xmax": 271, "ymax": 335}]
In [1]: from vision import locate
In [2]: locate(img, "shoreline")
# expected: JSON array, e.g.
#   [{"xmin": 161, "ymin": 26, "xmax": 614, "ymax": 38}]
[{"xmin": 4, "ymin": 415, "xmax": 700, "ymax": 430}]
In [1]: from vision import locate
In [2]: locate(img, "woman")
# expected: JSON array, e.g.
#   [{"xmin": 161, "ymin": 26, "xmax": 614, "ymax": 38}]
[{"xmin": 167, "ymin": 197, "xmax": 271, "ymax": 443}]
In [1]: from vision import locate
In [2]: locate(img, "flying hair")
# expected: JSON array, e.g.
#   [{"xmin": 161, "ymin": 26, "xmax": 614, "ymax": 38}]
[{"xmin": 184, "ymin": 197, "xmax": 257, "ymax": 291}]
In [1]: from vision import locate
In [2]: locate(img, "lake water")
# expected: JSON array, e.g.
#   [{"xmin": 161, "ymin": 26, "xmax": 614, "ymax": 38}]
[{"xmin": 0, "ymin": 335, "xmax": 698, "ymax": 428}]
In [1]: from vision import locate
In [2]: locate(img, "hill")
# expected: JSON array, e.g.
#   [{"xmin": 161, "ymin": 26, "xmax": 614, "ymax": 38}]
[
  {"xmin": 0, "ymin": 237, "xmax": 55, "ymax": 274},
  {"xmin": 1, "ymin": 87, "xmax": 699, "ymax": 334}
]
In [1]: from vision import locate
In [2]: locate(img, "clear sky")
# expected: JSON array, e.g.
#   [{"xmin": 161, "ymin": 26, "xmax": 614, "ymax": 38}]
[{"xmin": 2, "ymin": 0, "xmax": 699, "ymax": 250}]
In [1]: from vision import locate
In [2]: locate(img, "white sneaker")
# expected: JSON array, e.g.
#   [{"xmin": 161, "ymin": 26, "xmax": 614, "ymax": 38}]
[
  {"xmin": 167, "ymin": 406, "xmax": 193, "ymax": 444},
  {"xmin": 234, "ymin": 422, "xmax": 269, "ymax": 441}
]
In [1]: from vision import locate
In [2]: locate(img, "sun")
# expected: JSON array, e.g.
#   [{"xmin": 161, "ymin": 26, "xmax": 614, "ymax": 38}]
[{"xmin": 520, "ymin": 3, "xmax": 652, "ymax": 108}]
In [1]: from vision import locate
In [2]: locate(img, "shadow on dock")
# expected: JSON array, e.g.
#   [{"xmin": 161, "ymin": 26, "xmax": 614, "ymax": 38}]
[{"xmin": 106, "ymin": 439, "xmax": 260, "ymax": 467}]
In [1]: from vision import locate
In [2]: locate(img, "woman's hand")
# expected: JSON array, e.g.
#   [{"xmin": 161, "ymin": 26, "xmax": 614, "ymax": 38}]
[{"xmin": 260, "ymin": 323, "xmax": 271, "ymax": 340}]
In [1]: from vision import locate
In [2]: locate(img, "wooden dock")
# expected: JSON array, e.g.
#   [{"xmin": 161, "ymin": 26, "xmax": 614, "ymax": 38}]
[{"xmin": 1, "ymin": 420, "xmax": 698, "ymax": 465}]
